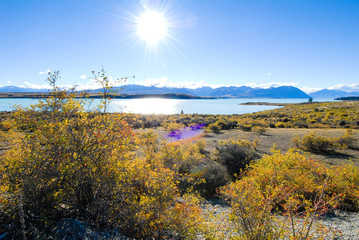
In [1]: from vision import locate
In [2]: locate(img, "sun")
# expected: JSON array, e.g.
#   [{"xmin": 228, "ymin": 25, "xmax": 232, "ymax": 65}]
[{"xmin": 137, "ymin": 11, "xmax": 168, "ymax": 45}]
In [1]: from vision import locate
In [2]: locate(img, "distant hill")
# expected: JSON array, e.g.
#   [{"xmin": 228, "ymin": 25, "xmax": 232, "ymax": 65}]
[
  {"xmin": 0, "ymin": 86, "xmax": 48, "ymax": 93},
  {"xmin": 1, "ymin": 84, "xmax": 310, "ymax": 99},
  {"xmin": 335, "ymin": 96, "xmax": 359, "ymax": 101},
  {"xmin": 111, "ymin": 85, "xmax": 310, "ymax": 98},
  {"xmin": 116, "ymin": 85, "xmax": 194, "ymax": 95},
  {"xmin": 190, "ymin": 86, "xmax": 214, "ymax": 96},
  {"xmin": 250, "ymin": 86, "xmax": 309, "ymax": 99},
  {"xmin": 309, "ymin": 89, "xmax": 359, "ymax": 99},
  {"xmin": 207, "ymin": 86, "xmax": 253, "ymax": 97}
]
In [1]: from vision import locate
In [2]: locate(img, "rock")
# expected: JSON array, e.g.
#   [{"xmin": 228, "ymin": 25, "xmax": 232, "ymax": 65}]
[
  {"xmin": 55, "ymin": 218, "xmax": 92, "ymax": 239},
  {"xmin": 54, "ymin": 218, "xmax": 132, "ymax": 240},
  {"xmin": 0, "ymin": 233, "xmax": 10, "ymax": 240}
]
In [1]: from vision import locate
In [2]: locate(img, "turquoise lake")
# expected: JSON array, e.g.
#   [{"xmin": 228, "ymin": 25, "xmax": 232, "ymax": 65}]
[{"xmin": 0, "ymin": 98, "xmax": 332, "ymax": 115}]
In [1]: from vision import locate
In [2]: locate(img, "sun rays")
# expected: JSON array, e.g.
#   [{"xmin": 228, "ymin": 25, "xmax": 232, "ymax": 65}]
[{"xmin": 137, "ymin": 10, "xmax": 168, "ymax": 45}]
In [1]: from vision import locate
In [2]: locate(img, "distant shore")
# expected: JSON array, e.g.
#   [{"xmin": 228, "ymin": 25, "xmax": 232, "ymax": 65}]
[
  {"xmin": 334, "ymin": 96, "xmax": 359, "ymax": 101},
  {"xmin": 239, "ymin": 102, "xmax": 314, "ymax": 106},
  {"xmin": 0, "ymin": 92, "xmax": 216, "ymax": 100}
]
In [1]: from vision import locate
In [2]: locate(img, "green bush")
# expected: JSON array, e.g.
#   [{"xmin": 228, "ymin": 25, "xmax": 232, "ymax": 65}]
[
  {"xmin": 251, "ymin": 125, "xmax": 266, "ymax": 135},
  {"xmin": 214, "ymin": 138, "xmax": 257, "ymax": 179},
  {"xmin": 193, "ymin": 163, "xmax": 230, "ymax": 199},
  {"xmin": 293, "ymin": 132, "xmax": 335, "ymax": 153},
  {"xmin": 275, "ymin": 122, "xmax": 285, "ymax": 128},
  {"xmin": 334, "ymin": 129, "xmax": 357, "ymax": 149},
  {"xmin": 269, "ymin": 123, "xmax": 276, "ymax": 128},
  {"xmin": 238, "ymin": 124, "xmax": 252, "ymax": 131},
  {"xmin": 215, "ymin": 119, "xmax": 237, "ymax": 130},
  {"xmin": 293, "ymin": 131, "xmax": 347, "ymax": 153},
  {"xmin": 207, "ymin": 122, "xmax": 221, "ymax": 134}
]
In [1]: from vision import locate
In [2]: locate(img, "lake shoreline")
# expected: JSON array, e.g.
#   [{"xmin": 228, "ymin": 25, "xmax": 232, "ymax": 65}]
[
  {"xmin": 240, "ymin": 101, "xmax": 321, "ymax": 106},
  {"xmin": 0, "ymin": 97, "xmax": 332, "ymax": 114},
  {"xmin": 0, "ymin": 92, "xmax": 217, "ymax": 100}
]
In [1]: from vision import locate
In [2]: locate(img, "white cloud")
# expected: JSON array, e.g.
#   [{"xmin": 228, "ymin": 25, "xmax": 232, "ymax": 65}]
[
  {"xmin": 135, "ymin": 77, "xmax": 210, "ymax": 89},
  {"xmin": 22, "ymin": 81, "xmax": 87, "ymax": 91},
  {"xmin": 133, "ymin": 78, "xmax": 308, "ymax": 90},
  {"xmin": 243, "ymin": 82, "xmax": 299, "ymax": 89},
  {"xmin": 267, "ymin": 73, "xmax": 272, "ymax": 77},
  {"xmin": 0, "ymin": 81, "xmax": 11, "ymax": 87},
  {"xmin": 15, "ymin": 77, "xmax": 357, "ymax": 95},
  {"xmin": 17, "ymin": 74, "xmax": 124, "ymax": 91},
  {"xmin": 180, "ymin": 79, "xmax": 208, "ymax": 89},
  {"xmin": 74, "ymin": 76, "xmax": 127, "ymax": 90},
  {"xmin": 327, "ymin": 83, "xmax": 359, "ymax": 92},
  {"xmin": 23, "ymin": 81, "xmax": 51, "ymax": 89},
  {"xmin": 300, "ymin": 86, "xmax": 322, "ymax": 94},
  {"xmin": 137, "ymin": 77, "xmax": 169, "ymax": 87},
  {"xmin": 38, "ymin": 69, "xmax": 51, "ymax": 75},
  {"xmin": 292, "ymin": 84, "xmax": 359, "ymax": 94}
]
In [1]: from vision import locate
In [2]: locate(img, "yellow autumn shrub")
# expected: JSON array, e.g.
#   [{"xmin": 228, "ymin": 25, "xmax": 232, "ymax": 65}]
[
  {"xmin": 293, "ymin": 131, "xmax": 356, "ymax": 153},
  {"xmin": 0, "ymin": 71, "xmax": 207, "ymax": 239},
  {"xmin": 222, "ymin": 149, "xmax": 359, "ymax": 239}
]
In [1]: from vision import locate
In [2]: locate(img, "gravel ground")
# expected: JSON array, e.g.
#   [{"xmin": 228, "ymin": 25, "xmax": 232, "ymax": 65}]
[
  {"xmin": 318, "ymin": 211, "xmax": 359, "ymax": 240},
  {"xmin": 201, "ymin": 201, "xmax": 359, "ymax": 240}
]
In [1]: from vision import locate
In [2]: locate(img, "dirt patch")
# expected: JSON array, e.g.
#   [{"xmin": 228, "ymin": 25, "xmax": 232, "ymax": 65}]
[{"xmin": 135, "ymin": 128, "xmax": 359, "ymax": 166}]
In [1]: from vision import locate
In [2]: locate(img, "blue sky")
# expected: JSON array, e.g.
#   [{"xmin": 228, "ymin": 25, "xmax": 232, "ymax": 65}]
[{"xmin": 1, "ymin": 0, "xmax": 358, "ymax": 93}]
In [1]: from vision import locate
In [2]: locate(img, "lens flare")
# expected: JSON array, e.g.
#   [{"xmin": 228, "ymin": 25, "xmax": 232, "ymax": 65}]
[{"xmin": 166, "ymin": 124, "xmax": 206, "ymax": 143}]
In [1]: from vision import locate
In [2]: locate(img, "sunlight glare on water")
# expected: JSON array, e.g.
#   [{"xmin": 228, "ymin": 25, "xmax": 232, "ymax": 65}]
[{"xmin": 111, "ymin": 98, "xmax": 180, "ymax": 114}]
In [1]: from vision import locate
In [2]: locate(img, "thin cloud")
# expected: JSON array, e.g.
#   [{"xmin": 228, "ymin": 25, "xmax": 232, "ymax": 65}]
[
  {"xmin": 134, "ymin": 79, "xmax": 304, "ymax": 90},
  {"xmin": 180, "ymin": 80, "xmax": 208, "ymax": 89},
  {"xmin": 19, "ymin": 75, "xmax": 124, "ymax": 91},
  {"xmin": 244, "ymin": 82, "xmax": 299, "ymax": 89},
  {"xmin": 300, "ymin": 87, "xmax": 322, "ymax": 94},
  {"xmin": 328, "ymin": 83, "xmax": 359, "ymax": 92},
  {"xmin": 23, "ymin": 81, "xmax": 51, "ymax": 89},
  {"xmin": 0, "ymin": 81, "xmax": 11, "ymax": 87},
  {"xmin": 137, "ymin": 77, "xmax": 169, "ymax": 87},
  {"xmin": 38, "ymin": 69, "xmax": 51, "ymax": 75},
  {"xmin": 75, "ymin": 76, "xmax": 125, "ymax": 90},
  {"xmin": 135, "ymin": 77, "xmax": 209, "ymax": 89},
  {"xmin": 297, "ymin": 84, "xmax": 359, "ymax": 94},
  {"xmin": 14, "ymin": 78, "xmax": 355, "ymax": 95},
  {"xmin": 22, "ymin": 81, "xmax": 85, "ymax": 91}
]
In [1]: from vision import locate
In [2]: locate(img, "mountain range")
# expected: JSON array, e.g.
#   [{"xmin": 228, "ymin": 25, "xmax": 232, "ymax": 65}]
[
  {"xmin": 308, "ymin": 89, "xmax": 359, "ymax": 99},
  {"xmin": 0, "ymin": 84, "xmax": 358, "ymax": 99},
  {"xmin": 87, "ymin": 85, "xmax": 311, "ymax": 99}
]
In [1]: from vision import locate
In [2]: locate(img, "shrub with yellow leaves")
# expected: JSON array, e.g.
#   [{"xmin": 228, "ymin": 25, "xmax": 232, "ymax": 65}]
[
  {"xmin": 222, "ymin": 149, "xmax": 359, "ymax": 239},
  {"xmin": 0, "ymin": 70, "xmax": 207, "ymax": 239}
]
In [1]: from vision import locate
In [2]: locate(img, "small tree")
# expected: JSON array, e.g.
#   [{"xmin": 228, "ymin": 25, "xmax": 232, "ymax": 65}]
[{"xmin": 91, "ymin": 68, "xmax": 130, "ymax": 113}]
